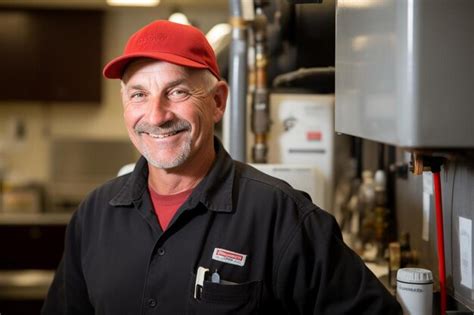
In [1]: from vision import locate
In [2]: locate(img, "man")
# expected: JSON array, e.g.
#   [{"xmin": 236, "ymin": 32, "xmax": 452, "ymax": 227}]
[{"xmin": 42, "ymin": 20, "xmax": 401, "ymax": 314}]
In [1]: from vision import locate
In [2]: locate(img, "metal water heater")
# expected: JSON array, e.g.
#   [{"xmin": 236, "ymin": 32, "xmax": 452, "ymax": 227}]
[{"xmin": 335, "ymin": 0, "xmax": 474, "ymax": 148}]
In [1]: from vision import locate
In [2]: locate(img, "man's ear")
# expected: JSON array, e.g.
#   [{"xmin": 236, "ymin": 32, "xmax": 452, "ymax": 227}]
[{"xmin": 212, "ymin": 81, "xmax": 229, "ymax": 123}]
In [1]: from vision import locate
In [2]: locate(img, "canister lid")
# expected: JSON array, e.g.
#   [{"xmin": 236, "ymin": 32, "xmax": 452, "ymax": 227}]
[{"xmin": 397, "ymin": 268, "xmax": 433, "ymax": 284}]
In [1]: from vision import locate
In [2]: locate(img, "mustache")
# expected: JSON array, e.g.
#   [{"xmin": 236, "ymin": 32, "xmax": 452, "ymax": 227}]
[{"xmin": 135, "ymin": 120, "xmax": 191, "ymax": 135}]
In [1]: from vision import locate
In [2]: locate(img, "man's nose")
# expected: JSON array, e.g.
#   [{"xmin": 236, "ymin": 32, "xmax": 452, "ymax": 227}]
[{"xmin": 145, "ymin": 97, "xmax": 174, "ymax": 125}]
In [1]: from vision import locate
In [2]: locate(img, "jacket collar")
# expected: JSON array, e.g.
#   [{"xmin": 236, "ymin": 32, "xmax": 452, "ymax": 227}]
[{"xmin": 109, "ymin": 137, "xmax": 234, "ymax": 213}]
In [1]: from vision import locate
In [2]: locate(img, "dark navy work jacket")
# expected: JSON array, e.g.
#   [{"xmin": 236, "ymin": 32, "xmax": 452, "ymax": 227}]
[{"xmin": 42, "ymin": 138, "xmax": 401, "ymax": 315}]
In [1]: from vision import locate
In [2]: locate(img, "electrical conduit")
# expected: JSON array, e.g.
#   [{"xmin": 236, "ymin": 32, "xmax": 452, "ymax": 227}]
[{"xmin": 433, "ymin": 170, "xmax": 446, "ymax": 315}]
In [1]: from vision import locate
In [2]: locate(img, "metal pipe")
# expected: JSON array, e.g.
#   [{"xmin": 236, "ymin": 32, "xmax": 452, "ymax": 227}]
[
  {"xmin": 377, "ymin": 143, "xmax": 385, "ymax": 170},
  {"xmin": 272, "ymin": 67, "xmax": 335, "ymax": 87},
  {"xmin": 354, "ymin": 137, "xmax": 363, "ymax": 180},
  {"xmin": 410, "ymin": 153, "xmax": 447, "ymax": 314},
  {"xmin": 229, "ymin": 0, "xmax": 242, "ymax": 16},
  {"xmin": 251, "ymin": 2, "xmax": 270, "ymax": 163},
  {"xmin": 228, "ymin": 0, "xmax": 248, "ymax": 162}
]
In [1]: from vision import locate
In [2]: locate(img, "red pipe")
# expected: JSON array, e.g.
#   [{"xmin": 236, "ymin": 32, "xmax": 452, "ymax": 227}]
[{"xmin": 433, "ymin": 171, "xmax": 446, "ymax": 315}]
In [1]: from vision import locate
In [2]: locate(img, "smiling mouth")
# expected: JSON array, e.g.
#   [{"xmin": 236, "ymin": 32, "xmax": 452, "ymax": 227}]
[
  {"xmin": 142, "ymin": 129, "xmax": 186, "ymax": 139},
  {"xmin": 149, "ymin": 131, "xmax": 178, "ymax": 139}
]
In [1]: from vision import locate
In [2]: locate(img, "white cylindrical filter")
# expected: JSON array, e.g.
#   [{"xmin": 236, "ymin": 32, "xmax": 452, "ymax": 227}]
[{"xmin": 396, "ymin": 268, "xmax": 433, "ymax": 315}]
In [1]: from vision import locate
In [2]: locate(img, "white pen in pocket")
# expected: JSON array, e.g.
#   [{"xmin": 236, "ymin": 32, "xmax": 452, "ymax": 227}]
[{"xmin": 194, "ymin": 266, "xmax": 209, "ymax": 299}]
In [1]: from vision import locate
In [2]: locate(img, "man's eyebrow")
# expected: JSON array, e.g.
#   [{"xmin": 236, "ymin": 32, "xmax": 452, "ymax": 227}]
[
  {"xmin": 126, "ymin": 84, "xmax": 147, "ymax": 91},
  {"xmin": 125, "ymin": 78, "xmax": 189, "ymax": 92},
  {"xmin": 164, "ymin": 78, "xmax": 188, "ymax": 89}
]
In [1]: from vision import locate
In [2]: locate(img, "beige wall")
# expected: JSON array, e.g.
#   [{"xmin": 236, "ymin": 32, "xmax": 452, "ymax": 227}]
[{"xmin": 0, "ymin": 6, "xmax": 228, "ymax": 184}]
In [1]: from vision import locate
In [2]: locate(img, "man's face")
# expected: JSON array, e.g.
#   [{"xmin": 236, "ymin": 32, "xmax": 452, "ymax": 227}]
[{"xmin": 121, "ymin": 60, "xmax": 226, "ymax": 171}]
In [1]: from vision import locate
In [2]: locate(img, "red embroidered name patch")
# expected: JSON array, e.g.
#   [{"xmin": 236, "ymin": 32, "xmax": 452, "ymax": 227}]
[{"xmin": 212, "ymin": 248, "xmax": 247, "ymax": 267}]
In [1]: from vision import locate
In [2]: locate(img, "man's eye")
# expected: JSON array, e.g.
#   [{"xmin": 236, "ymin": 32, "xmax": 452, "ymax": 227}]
[
  {"xmin": 168, "ymin": 89, "xmax": 189, "ymax": 101},
  {"xmin": 130, "ymin": 92, "xmax": 146, "ymax": 101}
]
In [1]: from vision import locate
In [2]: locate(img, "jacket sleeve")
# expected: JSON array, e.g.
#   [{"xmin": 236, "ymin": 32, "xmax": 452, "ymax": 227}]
[
  {"xmin": 41, "ymin": 210, "xmax": 94, "ymax": 314},
  {"xmin": 273, "ymin": 208, "xmax": 402, "ymax": 314}
]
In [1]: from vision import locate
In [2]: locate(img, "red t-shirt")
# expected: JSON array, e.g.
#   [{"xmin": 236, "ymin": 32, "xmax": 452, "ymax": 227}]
[{"xmin": 149, "ymin": 187, "xmax": 193, "ymax": 230}]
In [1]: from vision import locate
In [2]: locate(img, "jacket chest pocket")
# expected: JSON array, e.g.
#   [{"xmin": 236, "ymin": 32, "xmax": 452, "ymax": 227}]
[{"xmin": 187, "ymin": 273, "xmax": 262, "ymax": 314}]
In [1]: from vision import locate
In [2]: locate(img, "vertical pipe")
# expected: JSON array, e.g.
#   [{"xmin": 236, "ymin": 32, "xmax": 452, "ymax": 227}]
[
  {"xmin": 251, "ymin": 2, "xmax": 270, "ymax": 163},
  {"xmin": 433, "ymin": 171, "xmax": 446, "ymax": 315},
  {"xmin": 386, "ymin": 145, "xmax": 397, "ymax": 243},
  {"xmin": 377, "ymin": 143, "xmax": 385, "ymax": 171},
  {"xmin": 228, "ymin": 0, "xmax": 248, "ymax": 162},
  {"xmin": 354, "ymin": 137, "xmax": 363, "ymax": 179},
  {"xmin": 412, "ymin": 154, "xmax": 446, "ymax": 314}
]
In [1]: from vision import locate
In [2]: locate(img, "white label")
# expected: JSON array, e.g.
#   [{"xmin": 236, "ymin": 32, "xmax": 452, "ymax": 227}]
[
  {"xmin": 423, "ymin": 173, "xmax": 433, "ymax": 194},
  {"xmin": 212, "ymin": 248, "xmax": 247, "ymax": 267},
  {"xmin": 422, "ymin": 174, "xmax": 433, "ymax": 242},
  {"xmin": 396, "ymin": 282, "xmax": 433, "ymax": 315},
  {"xmin": 459, "ymin": 216, "xmax": 473, "ymax": 289},
  {"xmin": 422, "ymin": 192, "xmax": 430, "ymax": 242}
]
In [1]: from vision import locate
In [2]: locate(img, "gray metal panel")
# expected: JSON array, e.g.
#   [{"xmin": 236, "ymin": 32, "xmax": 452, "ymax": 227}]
[
  {"xmin": 446, "ymin": 160, "xmax": 474, "ymax": 309},
  {"xmin": 335, "ymin": 0, "xmax": 474, "ymax": 148},
  {"xmin": 394, "ymin": 155, "xmax": 474, "ymax": 310}
]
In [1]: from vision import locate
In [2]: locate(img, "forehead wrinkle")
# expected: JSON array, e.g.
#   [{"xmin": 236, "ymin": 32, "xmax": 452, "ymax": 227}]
[
  {"xmin": 125, "ymin": 71, "xmax": 192, "ymax": 92},
  {"xmin": 124, "ymin": 79, "xmax": 196, "ymax": 99},
  {"xmin": 122, "ymin": 60, "xmax": 213, "ymax": 94}
]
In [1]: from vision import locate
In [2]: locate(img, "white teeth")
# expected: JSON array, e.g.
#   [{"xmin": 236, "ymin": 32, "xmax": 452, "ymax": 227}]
[{"xmin": 149, "ymin": 131, "xmax": 178, "ymax": 139}]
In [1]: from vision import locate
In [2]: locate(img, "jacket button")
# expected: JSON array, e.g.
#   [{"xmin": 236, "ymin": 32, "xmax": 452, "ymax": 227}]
[
  {"xmin": 158, "ymin": 248, "xmax": 166, "ymax": 256},
  {"xmin": 148, "ymin": 298, "xmax": 157, "ymax": 308}
]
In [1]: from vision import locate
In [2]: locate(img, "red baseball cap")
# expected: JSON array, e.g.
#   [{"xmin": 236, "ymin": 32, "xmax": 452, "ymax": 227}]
[{"xmin": 103, "ymin": 20, "xmax": 220, "ymax": 80}]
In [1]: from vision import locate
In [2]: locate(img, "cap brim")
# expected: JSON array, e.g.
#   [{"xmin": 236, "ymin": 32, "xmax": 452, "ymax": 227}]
[{"xmin": 103, "ymin": 52, "xmax": 210, "ymax": 79}]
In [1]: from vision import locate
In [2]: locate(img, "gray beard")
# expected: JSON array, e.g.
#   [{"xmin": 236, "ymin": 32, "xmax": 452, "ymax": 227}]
[{"xmin": 142, "ymin": 133, "xmax": 192, "ymax": 170}]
